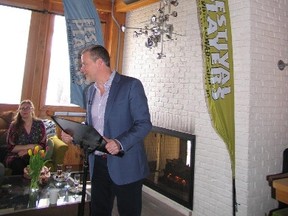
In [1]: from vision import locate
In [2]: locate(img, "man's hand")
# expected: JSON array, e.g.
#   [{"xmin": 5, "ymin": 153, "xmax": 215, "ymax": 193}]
[
  {"xmin": 105, "ymin": 138, "xmax": 121, "ymax": 155},
  {"xmin": 61, "ymin": 131, "xmax": 73, "ymax": 143}
]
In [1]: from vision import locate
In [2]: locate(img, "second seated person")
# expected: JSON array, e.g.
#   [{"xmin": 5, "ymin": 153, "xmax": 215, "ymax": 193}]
[
  {"xmin": 61, "ymin": 45, "xmax": 152, "ymax": 216},
  {"xmin": 5, "ymin": 99, "xmax": 46, "ymax": 175}
]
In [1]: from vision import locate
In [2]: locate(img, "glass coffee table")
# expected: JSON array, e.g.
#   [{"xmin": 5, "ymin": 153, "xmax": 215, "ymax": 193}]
[{"xmin": 0, "ymin": 172, "xmax": 91, "ymax": 216}]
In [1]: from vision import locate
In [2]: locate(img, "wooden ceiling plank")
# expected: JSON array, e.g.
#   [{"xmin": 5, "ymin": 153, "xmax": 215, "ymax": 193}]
[
  {"xmin": 115, "ymin": 0, "xmax": 159, "ymax": 12},
  {"xmin": 0, "ymin": 0, "xmax": 159, "ymax": 13},
  {"xmin": 49, "ymin": 0, "xmax": 112, "ymax": 13},
  {"xmin": 0, "ymin": 0, "xmax": 113, "ymax": 13},
  {"xmin": 0, "ymin": 0, "xmax": 45, "ymax": 11}
]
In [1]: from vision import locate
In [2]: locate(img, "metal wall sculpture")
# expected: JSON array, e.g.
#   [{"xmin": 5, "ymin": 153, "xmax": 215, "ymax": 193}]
[{"xmin": 121, "ymin": 0, "xmax": 180, "ymax": 59}]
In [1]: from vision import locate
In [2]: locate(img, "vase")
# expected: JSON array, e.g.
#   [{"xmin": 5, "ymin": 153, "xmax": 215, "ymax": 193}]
[
  {"xmin": 30, "ymin": 175, "xmax": 39, "ymax": 192},
  {"xmin": 27, "ymin": 190, "xmax": 39, "ymax": 208}
]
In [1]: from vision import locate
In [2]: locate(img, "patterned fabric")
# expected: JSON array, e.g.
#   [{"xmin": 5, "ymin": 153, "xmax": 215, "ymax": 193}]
[
  {"xmin": 42, "ymin": 119, "xmax": 56, "ymax": 138},
  {"xmin": 5, "ymin": 119, "xmax": 46, "ymax": 166}
]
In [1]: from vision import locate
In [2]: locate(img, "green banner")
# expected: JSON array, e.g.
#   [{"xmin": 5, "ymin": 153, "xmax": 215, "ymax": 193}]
[{"xmin": 197, "ymin": 0, "xmax": 235, "ymax": 177}]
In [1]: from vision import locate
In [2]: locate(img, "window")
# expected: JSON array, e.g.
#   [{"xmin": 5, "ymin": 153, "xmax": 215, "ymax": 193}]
[
  {"xmin": 0, "ymin": 5, "xmax": 31, "ymax": 104},
  {"xmin": 46, "ymin": 15, "xmax": 77, "ymax": 107},
  {"xmin": 0, "ymin": 2, "xmax": 109, "ymax": 108}
]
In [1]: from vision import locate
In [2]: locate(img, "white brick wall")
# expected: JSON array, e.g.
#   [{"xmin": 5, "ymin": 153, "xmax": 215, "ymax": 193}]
[{"xmin": 122, "ymin": 0, "xmax": 288, "ymax": 215}]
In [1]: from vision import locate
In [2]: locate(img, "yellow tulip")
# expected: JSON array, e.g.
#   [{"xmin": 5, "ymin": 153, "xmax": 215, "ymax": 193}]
[
  {"xmin": 28, "ymin": 149, "xmax": 32, "ymax": 156},
  {"xmin": 33, "ymin": 145, "xmax": 40, "ymax": 155},
  {"xmin": 39, "ymin": 150, "xmax": 45, "ymax": 158}
]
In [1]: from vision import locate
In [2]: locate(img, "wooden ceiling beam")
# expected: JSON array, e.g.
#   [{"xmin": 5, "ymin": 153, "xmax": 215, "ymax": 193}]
[
  {"xmin": 115, "ymin": 0, "xmax": 159, "ymax": 12},
  {"xmin": 0, "ymin": 0, "xmax": 45, "ymax": 11},
  {"xmin": 45, "ymin": 0, "xmax": 113, "ymax": 14},
  {"xmin": 0, "ymin": 0, "xmax": 112, "ymax": 14},
  {"xmin": 0, "ymin": 0, "xmax": 159, "ymax": 13},
  {"xmin": 115, "ymin": 0, "xmax": 160, "ymax": 12},
  {"xmin": 94, "ymin": 0, "xmax": 112, "ymax": 13}
]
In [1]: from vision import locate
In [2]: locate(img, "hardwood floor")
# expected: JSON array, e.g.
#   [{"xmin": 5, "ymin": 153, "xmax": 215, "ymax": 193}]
[{"xmin": 112, "ymin": 191, "xmax": 186, "ymax": 216}]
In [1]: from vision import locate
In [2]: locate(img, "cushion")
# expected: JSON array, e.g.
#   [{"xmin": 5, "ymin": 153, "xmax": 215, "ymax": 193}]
[
  {"xmin": 0, "ymin": 111, "xmax": 14, "ymax": 126},
  {"xmin": 272, "ymin": 208, "xmax": 288, "ymax": 216},
  {"xmin": 42, "ymin": 119, "xmax": 56, "ymax": 138},
  {"xmin": 0, "ymin": 118, "xmax": 8, "ymax": 130},
  {"xmin": 44, "ymin": 138, "xmax": 54, "ymax": 160},
  {"xmin": 0, "ymin": 162, "xmax": 4, "ymax": 185},
  {"xmin": 0, "ymin": 163, "xmax": 5, "ymax": 178},
  {"xmin": 0, "ymin": 129, "xmax": 7, "ymax": 145},
  {"xmin": 0, "ymin": 145, "xmax": 8, "ymax": 164}
]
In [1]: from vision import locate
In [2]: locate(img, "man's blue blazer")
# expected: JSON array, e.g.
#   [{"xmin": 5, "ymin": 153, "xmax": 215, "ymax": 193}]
[{"xmin": 85, "ymin": 72, "xmax": 152, "ymax": 185}]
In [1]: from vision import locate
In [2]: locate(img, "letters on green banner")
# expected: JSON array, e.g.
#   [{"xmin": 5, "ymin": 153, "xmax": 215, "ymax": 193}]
[{"xmin": 197, "ymin": 0, "xmax": 235, "ymax": 175}]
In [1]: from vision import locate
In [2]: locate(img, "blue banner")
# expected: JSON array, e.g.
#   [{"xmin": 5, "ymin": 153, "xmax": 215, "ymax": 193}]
[{"xmin": 63, "ymin": 0, "xmax": 104, "ymax": 108}]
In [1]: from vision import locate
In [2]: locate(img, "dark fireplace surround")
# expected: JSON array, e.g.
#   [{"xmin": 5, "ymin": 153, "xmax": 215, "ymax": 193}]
[{"xmin": 144, "ymin": 126, "xmax": 196, "ymax": 210}]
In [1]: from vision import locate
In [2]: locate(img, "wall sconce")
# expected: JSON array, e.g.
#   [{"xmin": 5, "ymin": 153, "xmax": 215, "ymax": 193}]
[
  {"xmin": 278, "ymin": 60, "xmax": 288, "ymax": 70},
  {"xmin": 121, "ymin": 0, "xmax": 180, "ymax": 59}
]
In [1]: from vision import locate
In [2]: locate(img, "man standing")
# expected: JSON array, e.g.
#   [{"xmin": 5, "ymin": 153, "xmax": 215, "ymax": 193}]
[{"xmin": 63, "ymin": 45, "xmax": 152, "ymax": 216}]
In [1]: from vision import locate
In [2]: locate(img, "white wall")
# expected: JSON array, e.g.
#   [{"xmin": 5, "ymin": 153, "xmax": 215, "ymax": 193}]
[{"xmin": 121, "ymin": 0, "xmax": 288, "ymax": 215}]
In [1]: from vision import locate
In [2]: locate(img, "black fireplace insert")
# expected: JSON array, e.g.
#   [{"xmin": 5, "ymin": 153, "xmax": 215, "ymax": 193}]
[{"xmin": 144, "ymin": 126, "xmax": 196, "ymax": 210}]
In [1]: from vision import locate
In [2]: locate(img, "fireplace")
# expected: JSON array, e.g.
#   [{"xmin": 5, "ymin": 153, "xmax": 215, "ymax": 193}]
[{"xmin": 144, "ymin": 126, "xmax": 196, "ymax": 210}]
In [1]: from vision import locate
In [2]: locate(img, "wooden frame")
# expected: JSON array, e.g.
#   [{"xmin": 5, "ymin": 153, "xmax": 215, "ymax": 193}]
[
  {"xmin": 0, "ymin": 0, "xmax": 157, "ymax": 115},
  {"xmin": 0, "ymin": 0, "xmax": 158, "ymax": 168},
  {"xmin": 0, "ymin": 0, "xmax": 125, "ymax": 117}
]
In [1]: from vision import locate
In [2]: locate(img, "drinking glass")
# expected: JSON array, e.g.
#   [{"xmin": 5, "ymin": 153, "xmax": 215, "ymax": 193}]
[
  {"xmin": 56, "ymin": 164, "xmax": 63, "ymax": 176},
  {"xmin": 72, "ymin": 173, "xmax": 81, "ymax": 199},
  {"xmin": 74, "ymin": 173, "xmax": 81, "ymax": 193},
  {"xmin": 64, "ymin": 165, "xmax": 72, "ymax": 188},
  {"xmin": 55, "ymin": 164, "xmax": 63, "ymax": 187}
]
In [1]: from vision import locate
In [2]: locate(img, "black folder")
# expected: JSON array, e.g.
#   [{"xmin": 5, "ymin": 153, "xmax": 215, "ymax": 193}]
[{"xmin": 51, "ymin": 116, "xmax": 109, "ymax": 154}]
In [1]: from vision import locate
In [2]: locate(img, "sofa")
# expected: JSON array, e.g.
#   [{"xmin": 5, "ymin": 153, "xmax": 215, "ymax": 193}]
[{"xmin": 0, "ymin": 111, "xmax": 68, "ymax": 173}]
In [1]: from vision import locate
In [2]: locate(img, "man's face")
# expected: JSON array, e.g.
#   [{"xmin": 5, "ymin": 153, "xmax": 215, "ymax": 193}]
[{"xmin": 80, "ymin": 52, "xmax": 99, "ymax": 83}]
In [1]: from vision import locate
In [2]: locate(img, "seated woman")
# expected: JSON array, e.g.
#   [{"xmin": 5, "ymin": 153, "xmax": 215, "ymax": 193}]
[{"xmin": 5, "ymin": 99, "xmax": 46, "ymax": 175}]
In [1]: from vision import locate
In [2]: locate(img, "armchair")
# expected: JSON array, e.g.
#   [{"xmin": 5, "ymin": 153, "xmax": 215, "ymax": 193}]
[
  {"xmin": 45, "ymin": 135, "xmax": 68, "ymax": 172},
  {"xmin": 266, "ymin": 148, "xmax": 288, "ymax": 215}
]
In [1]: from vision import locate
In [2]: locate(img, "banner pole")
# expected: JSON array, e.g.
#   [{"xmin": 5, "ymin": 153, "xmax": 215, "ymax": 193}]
[{"xmin": 233, "ymin": 177, "xmax": 236, "ymax": 216}]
